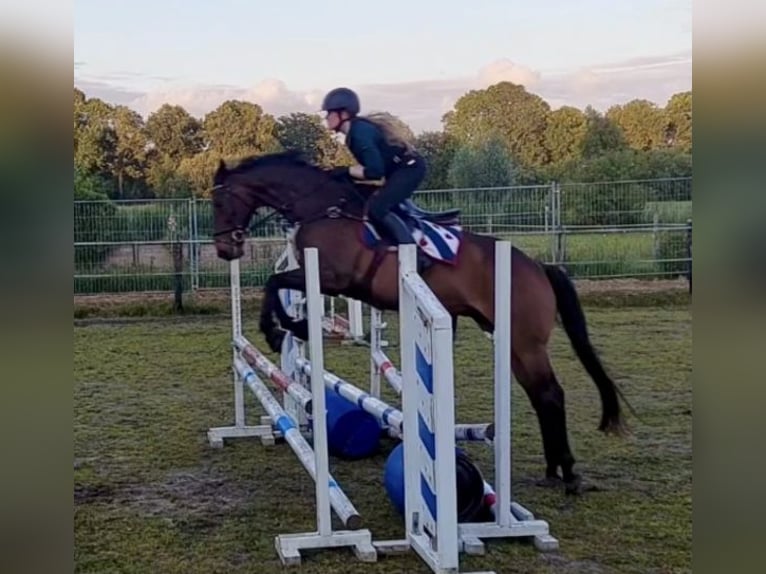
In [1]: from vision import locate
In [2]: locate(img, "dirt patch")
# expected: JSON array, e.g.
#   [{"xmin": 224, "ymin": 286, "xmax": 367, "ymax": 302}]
[
  {"xmin": 76, "ymin": 467, "xmax": 254, "ymax": 523},
  {"xmin": 574, "ymin": 277, "xmax": 688, "ymax": 294},
  {"xmin": 74, "ymin": 483, "xmax": 116, "ymax": 504},
  {"xmin": 125, "ymin": 469, "xmax": 252, "ymax": 520}
]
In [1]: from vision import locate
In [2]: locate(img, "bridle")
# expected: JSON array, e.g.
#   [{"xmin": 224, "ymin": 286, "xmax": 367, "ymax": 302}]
[
  {"xmin": 211, "ymin": 174, "xmax": 367, "ymax": 245},
  {"xmin": 210, "ymin": 184, "xmax": 254, "ymax": 244}
]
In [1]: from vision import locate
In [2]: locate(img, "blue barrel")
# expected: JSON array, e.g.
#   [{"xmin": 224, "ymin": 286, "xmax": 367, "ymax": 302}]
[
  {"xmin": 383, "ymin": 442, "xmax": 486, "ymax": 522},
  {"xmin": 321, "ymin": 389, "xmax": 381, "ymax": 459}
]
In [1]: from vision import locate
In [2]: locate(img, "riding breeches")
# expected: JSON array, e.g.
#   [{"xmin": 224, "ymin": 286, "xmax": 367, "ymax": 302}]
[{"xmin": 366, "ymin": 156, "xmax": 426, "ymax": 223}]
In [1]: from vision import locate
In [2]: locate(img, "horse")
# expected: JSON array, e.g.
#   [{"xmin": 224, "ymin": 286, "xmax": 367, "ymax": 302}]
[{"xmin": 210, "ymin": 150, "xmax": 630, "ymax": 495}]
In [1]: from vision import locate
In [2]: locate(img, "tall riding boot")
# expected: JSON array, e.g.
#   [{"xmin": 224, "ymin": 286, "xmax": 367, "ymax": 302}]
[
  {"xmin": 380, "ymin": 212, "xmax": 415, "ymax": 245},
  {"xmin": 380, "ymin": 213, "xmax": 433, "ymax": 272}
]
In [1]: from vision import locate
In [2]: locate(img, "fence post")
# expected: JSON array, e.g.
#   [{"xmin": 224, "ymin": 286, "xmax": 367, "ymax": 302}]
[
  {"xmin": 190, "ymin": 197, "xmax": 200, "ymax": 291},
  {"xmin": 545, "ymin": 181, "xmax": 556, "ymax": 263},
  {"xmin": 168, "ymin": 211, "xmax": 184, "ymax": 312},
  {"xmin": 551, "ymin": 182, "xmax": 563, "ymax": 264}
]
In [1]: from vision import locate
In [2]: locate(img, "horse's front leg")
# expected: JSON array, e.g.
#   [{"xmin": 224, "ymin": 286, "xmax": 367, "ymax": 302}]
[{"xmin": 259, "ymin": 269, "xmax": 310, "ymax": 352}]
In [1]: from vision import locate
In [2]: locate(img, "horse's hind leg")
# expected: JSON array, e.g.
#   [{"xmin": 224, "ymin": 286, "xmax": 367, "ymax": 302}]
[{"xmin": 514, "ymin": 346, "xmax": 582, "ymax": 495}]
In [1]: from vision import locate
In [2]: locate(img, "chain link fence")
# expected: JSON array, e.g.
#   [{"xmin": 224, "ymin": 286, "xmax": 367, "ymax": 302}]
[{"xmin": 74, "ymin": 177, "xmax": 692, "ymax": 294}]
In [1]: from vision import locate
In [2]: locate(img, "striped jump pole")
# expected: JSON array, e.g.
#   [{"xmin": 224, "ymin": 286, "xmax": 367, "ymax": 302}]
[
  {"xmin": 368, "ymin": 292, "xmax": 493, "ymax": 444},
  {"xmin": 297, "ymin": 357, "xmax": 493, "ymax": 445},
  {"xmin": 232, "ymin": 356, "xmax": 361, "ymax": 530}
]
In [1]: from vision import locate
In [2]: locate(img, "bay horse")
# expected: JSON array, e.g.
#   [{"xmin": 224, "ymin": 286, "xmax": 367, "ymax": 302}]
[{"xmin": 210, "ymin": 150, "xmax": 629, "ymax": 495}]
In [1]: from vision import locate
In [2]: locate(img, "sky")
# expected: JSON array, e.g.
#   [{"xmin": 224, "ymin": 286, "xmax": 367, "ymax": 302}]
[{"xmin": 74, "ymin": 0, "xmax": 693, "ymax": 133}]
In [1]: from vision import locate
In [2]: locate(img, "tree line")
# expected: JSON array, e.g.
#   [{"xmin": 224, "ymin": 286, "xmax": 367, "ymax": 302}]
[{"xmin": 74, "ymin": 82, "xmax": 691, "ymax": 201}]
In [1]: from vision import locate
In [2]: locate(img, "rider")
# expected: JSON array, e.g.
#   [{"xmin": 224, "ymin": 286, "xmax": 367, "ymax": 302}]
[{"xmin": 321, "ymin": 87, "xmax": 426, "ymax": 247}]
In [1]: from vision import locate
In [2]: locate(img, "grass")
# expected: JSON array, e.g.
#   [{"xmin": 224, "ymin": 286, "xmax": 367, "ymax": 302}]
[{"xmin": 74, "ymin": 302, "xmax": 692, "ymax": 573}]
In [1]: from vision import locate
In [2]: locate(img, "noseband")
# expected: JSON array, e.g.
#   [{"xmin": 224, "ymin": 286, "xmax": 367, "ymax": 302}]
[{"xmin": 211, "ymin": 184, "xmax": 251, "ymax": 244}]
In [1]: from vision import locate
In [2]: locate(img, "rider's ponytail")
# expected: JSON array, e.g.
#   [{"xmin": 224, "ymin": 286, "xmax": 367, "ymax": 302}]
[{"xmin": 359, "ymin": 112, "xmax": 417, "ymax": 154}]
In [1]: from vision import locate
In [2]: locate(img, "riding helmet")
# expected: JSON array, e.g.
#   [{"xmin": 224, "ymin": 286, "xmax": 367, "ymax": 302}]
[{"xmin": 321, "ymin": 87, "xmax": 360, "ymax": 116}]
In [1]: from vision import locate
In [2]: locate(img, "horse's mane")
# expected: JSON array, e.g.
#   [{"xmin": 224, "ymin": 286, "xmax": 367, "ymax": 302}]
[
  {"xmin": 215, "ymin": 149, "xmax": 365, "ymax": 210},
  {"xmin": 227, "ymin": 149, "xmax": 318, "ymax": 174},
  {"xmin": 214, "ymin": 149, "xmax": 329, "ymax": 187}
]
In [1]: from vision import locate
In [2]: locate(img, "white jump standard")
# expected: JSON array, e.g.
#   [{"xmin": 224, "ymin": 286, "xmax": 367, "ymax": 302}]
[
  {"xmin": 208, "ymin": 240, "xmax": 557, "ymax": 572},
  {"xmin": 371, "ymin": 243, "xmax": 558, "ymax": 574},
  {"xmin": 208, "ymin": 250, "xmax": 376, "ymax": 566}
]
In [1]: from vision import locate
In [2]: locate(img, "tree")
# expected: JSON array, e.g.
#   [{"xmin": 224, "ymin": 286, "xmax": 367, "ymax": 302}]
[
  {"xmin": 556, "ymin": 148, "xmax": 692, "ymax": 184},
  {"xmin": 110, "ymin": 105, "xmax": 149, "ymax": 197},
  {"xmin": 145, "ymin": 104, "xmax": 204, "ymax": 161},
  {"xmin": 275, "ymin": 112, "xmax": 339, "ymax": 166},
  {"xmin": 447, "ymin": 135, "xmax": 517, "ymax": 188},
  {"xmin": 145, "ymin": 154, "xmax": 190, "ymax": 198},
  {"xmin": 325, "ymin": 138, "xmax": 356, "ymax": 167},
  {"xmin": 414, "ymin": 131, "xmax": 458, "ymax": 189},
  {"xmin": 74, "ymin": 94, "xmax": 117, "ymax": 181},
  {"xmin": 177, "ymin": 151, "xmax": 223, "ymax": 198},
  {"xmin": 443, "ymin": 81, "xmax": 550, "ymax": 169},
  {"xmin": 664, "ymin": 91, "xmax": 692, "ymax": 152},
  {"xmin": 74, "ymin": 88, "xmax": 86, "ymax": 134},
  {"xmin": 74, "ymin": 93, "xmax": 149, "ymax": 196},
  {"xmin": 74, "ymin": 167, "xmax": 111, "ymax": 200},
  {"xmin": 606, "ymin": 99, "xmax": 667, "ymax": 151},
  {"xmin": 544, "ymin": 106, "xmax": 588, "ymax": 165},
  {"xmin": 580, "ymin": 106, "xmax": 627, "ymax": 159},
  {"xmin": 202, "ymin": 100, "xmax": 281, "ymax": 159}
]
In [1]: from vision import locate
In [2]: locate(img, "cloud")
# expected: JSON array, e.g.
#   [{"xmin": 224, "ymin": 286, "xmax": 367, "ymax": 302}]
[
  {"xmin": 75, "ymin": 53, "xmax": 691, "ymax": 134},
  {"xmin": 477, "ymin": 59, "xmax": 541, "ymax": 88},
  {"xmin": 74, "ymin": 78, "xmax": 145, "ymax": 108},
  {"xmin": 539, "ymin": 51, "xmax": 692, "ymax": 111}
]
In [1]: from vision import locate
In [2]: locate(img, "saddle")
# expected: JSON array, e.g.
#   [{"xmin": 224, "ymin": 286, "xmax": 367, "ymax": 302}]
[
  {"xmin": 395, "ymin": 199, "xmax": 461, "ymax": 226},
  {"xmin": 351, "ymin": 179, "xmax": 461, "ymax": 227},
  {"xmin": 350, "ymin": 180, "xmax": 464, "ymax": 268}
]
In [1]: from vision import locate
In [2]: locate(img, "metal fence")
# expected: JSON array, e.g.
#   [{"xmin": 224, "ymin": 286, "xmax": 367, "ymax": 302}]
[{"xmin": 74, "ymin": 177, "xmax": 692, "ymax": 295}]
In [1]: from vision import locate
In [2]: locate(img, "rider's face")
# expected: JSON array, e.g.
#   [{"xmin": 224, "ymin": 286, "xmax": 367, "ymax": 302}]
[{"xmin": 325, "ymin": 110, "xmax": 342, "ymax": 131}]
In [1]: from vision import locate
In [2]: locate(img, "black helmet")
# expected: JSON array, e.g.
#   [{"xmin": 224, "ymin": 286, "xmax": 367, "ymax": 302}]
[{"xmin": 321, "ymin": 87, "xmax": 360, "ymax": 116}]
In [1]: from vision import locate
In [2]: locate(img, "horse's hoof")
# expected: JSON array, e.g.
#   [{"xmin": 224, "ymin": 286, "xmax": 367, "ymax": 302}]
[
  {"xmin": 564, "ymin": 474, "xmax": 584, "ymax": 496},
  {"xmin": 536, "ymin": 475, "xmax": 563, "ymax": 489}
]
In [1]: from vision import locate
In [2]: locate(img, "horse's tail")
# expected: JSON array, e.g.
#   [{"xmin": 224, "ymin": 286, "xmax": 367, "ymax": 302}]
[{"xmin": 543, "ymin": 264, "xmax": 636, "ymax": 435}]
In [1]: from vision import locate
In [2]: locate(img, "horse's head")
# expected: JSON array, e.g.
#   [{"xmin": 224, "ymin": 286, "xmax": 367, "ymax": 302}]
[
  {"xmin": 210, "ymin": 159, "xmax": 260, "ymax": 261},
  {"xmin": 211, "ymin": 150, "xmax": 347, "ymax": 260}
]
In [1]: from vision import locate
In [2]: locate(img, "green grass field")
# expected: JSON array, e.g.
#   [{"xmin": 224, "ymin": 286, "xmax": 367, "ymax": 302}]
[{"xmin": 74, "ymin": 301, "xmax": 691, "ymax": 573}]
